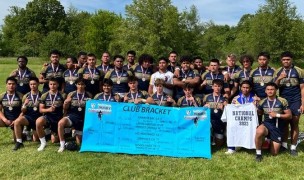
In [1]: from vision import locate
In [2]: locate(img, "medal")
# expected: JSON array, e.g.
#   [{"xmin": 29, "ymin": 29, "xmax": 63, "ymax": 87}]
[
  {"xmin": 214, "ymin": 109, "xmax": 218, "ymax": 113},
  {"xmin": 88, "ymin": 67, "xmax": 96, "ymax": 84},
  {"xmin": 141, "ymin": 66, "xmax": 148, "ymax": 82},
  {"xmin": 90, "ymin": 80, "xmax": 95, "ymax": 84},
  {"xmin": 6, "ymin": 93, "xmax": 15, "ymax": 111},
  {"xmin": 259, "ymin": 67, "xmax": 269, "ymax": 87},
  {"xmin": 182, "ymin": 78, "xmax": 186, "ymax": 82},
  {"xmin": 18, "ymin": 69, "xmax": 27, "ymax": 86},
  {"xmin": 68, "ymin": 69, "xmax": 76, "ymax": 85},
  {"xmin": 115, "ymin": 69, "xmax": 123, "ymax": 85},
  {"xmin": 33, "ymin": 107, "xmax": 38, "ymax": 111},
  {"xmin": 267, "ymin": 98, "xmax": 277, "ymax": 120},
  {"xmin": 229, "ymin": 80, "xmax": 233, "ymax": 84},
  {"xmin": 260, "ymin": 82, "xmax": 264, "ymax": 86},
  {"xmin": 283, "ymin": 68, "xmax": 292, "ymax": 88},
  {"xmin": 142, "ymin": 78, "xmax": 146, "ymax": 82},
  {"xmin": 286, "ymin": 83, "xmax": 291, "ymax": 87},
  {"xmin": 69, "ymin": 81, "xmax": 74, "ymax": 85},
  {"xmin": 51, "ymin": 64, "xmax": 59, "ymax": 77},
  {"xmin": 19, "ymin": 82, "xmax": 24, "ymax": 86},
  {"xmin": 77, "ymin": 92, "xmax": 85, "ymax": 111},
  {"xmin": 30, "ymin": 92, "xmax": 39, "ymax": 111},
  {"xmin": 117, "ymin": 80, "xmax": 121, "ymax": 84},
  {"xmin": 213, "ymin": 94, "xmax": 221, "ymax": 113}
]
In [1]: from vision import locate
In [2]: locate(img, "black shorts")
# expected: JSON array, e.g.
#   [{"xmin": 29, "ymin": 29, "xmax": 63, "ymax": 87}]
[
  {"xmin": 289, "ymin": 101, "xmax": 301, "ymax": 116},
  {"xmin": 24, "ymin": 115, "xmax": 40, "ymax": 130},
  {"xmin": 43, "ymin": 115, "xmax": 60, "ymax": 133},
  {"xmin": 66, "ymin": 114, "xmax": 84, "ymax": 131},
  {"xmin": 211, "ymin": 118, "xmax": 226, "ymax": 135},
  {"xmin": 263, "ymin": 121, "xmax": 284, "ymax": 143}
]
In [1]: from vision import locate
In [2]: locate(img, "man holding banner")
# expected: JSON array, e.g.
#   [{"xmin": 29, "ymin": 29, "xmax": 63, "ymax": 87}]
[{"xmin": 255, "ymin": 82, "xmax": 291, "ymax": 162}]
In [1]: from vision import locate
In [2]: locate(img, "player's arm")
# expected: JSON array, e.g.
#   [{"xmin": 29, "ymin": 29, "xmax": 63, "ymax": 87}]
[
  {"xmin": 231, "ymin": 82, "xmax": 239, "ymax": 97},
  {"xmin": 300, "ymin": 83, "xmax": 304, "ymax": 113},
  {"xmin": 269, "ymin": 109, "xmax": 292, "ymax": 120},
  {"xmin": 0, "ymin": 104, "xmax": 11, "ymax": 125},
  {"xmin": 173, "ymin": 77, "xmax": 184, "ymax": 88},
  {"xmin": 184, "ymin": 76, "xmax": 200, "ymax": 86}
]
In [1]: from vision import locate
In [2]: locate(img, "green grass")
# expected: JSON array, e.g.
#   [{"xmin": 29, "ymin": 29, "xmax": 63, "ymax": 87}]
[{"xmin": 1, "ymin": 57, "xmax": 304, "ymax": 179}]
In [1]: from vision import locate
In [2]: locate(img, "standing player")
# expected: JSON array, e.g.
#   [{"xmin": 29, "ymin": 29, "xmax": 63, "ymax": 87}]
[
  {"xmin": 131, "ymin": 54, "xmax": 154, "ymax": 92},
  {"xmin": 193, "ymin": 56, "xmax": 206, "ymax": 98},
  {"xmin": 146, "ymin": 79, "xmax": 176, "ymax": 106},
  {"xmin": 13, "ymin": 77, "xmax": 42, "ymax": 150},
  {"xmin": 78, "ymin": 53, "xmax": 104, "ymax": 97},
  {"xmin": 0, "ymin": 77, "xmax": 23, "ymax": 139},
  {"xmin": 97, "ymin": 51, "xmax": 113, "ymax": 74},
  {"xmin": 173, "ymin": 56, "xmax": 200, "ymax": 100},
  {"xmin": 231, "ymin": 54, "xmax": 254, "ymax": 97},
  {"xmin": 255, "ymin": 82, "xmax": 291, "ymax": 162},
  {"xmin": 222, "ymin": 54, "xmax": 242, "ymax": 91},
  {"xmin": 203, "ymin": 79, "xmax": 228, "ymax": 147},
  {"xmin": 123, "ymin": 50, "xmax": 137, "ymax": 71},
  {"xmin": 63, "ymin": 56, "xmax": 79, "ymax": 94},
  {"xmin": 274, "ymin": 51, "xmax": 304, "ymax": 156},
  {"xmin": 39, "ymin": 49, "xmax": 66, "ymax": 93},
  {"xmin": 76, "ymin": 51, "xmax": 87, "ymax": 68},
  {"xmin": 167, "ymin": 51, "xmax": 179, "ymax": 73},
  {"xmin": 149, "ymin": 57, "xmax": 174, "ymax": 97},
  {"xmin": 250, "ymin": 52, "xmax": 275, "ymax": 99},
  {"xmin": 10, "ymin": 56, "xmax": 36, "ymax": 95},
  {"xmin": 200, "ymin": 59, "xmax": 230, "ymax": 98},
  {"xmin": 36, "ymin": 78, "xmax": 66, "ymax": 151},
  {"xmin": 57, "ymin": 78, "xmax": 92, "ymax": 152},
  {"xmin": 104, "ymin": 55, "xmax": 133, "ymax": 99}
]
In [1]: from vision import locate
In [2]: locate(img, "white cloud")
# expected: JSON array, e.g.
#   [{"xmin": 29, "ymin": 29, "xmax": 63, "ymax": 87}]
[{"xmin": 0, "ymin": 0, "xmax": 303, "ymax": 27}]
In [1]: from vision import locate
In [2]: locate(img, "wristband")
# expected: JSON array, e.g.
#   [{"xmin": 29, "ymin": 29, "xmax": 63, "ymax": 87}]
[{"xmin": 276, "ymin": 113, "xmax": 281, "ymax": 118}]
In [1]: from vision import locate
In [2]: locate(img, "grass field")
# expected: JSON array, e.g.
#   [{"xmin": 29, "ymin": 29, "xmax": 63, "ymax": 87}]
[{"xmin": 0, "ymin": 57, "xmax": 304, "ymax": 179}]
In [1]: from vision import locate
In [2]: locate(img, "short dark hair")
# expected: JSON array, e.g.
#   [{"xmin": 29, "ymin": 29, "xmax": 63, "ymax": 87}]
[
  {"xmin": 169, "ymin": 51, "xmax": 178, "ymax": 56},
  {"xmin": 49, "ymin": 49, "xmax": 61, "ymax": 57},
  {"xmin": 193, "ymin": 56, "xmax": 203, "ymax": 62},
  {"xmin": 48, "ymin": 77, "xmax": 59, "ymax": 84},
  {"xmin": 158, "ymin": 57, "xmax": 169, "ymax": 63},
  {"xmin": 77, "ymin": 51, "xmax": 87, "ymax": 58},
  {"xmin": 209, "ymin": 58, "xmax": 220, "ymax": 65},
  {"xmin": 239, "ymin": 54, "xmax": 254, "ymax": 65},
  {"xmin": 29, "ymin": 77, "xmax": 39, "ymax": 83},
  {"xmin": 102, "ymin": 79, "xmax": 113, "ymax": 86},
  {"xmin": 182, "ymin": 83, "xmax": 194, "ymax": 89},
  {"xmin": 75, "ymin": 78, "xmax": 85, "ymax": 84},
  {"xmin": 67, "ymin": 56, "xmax": 78, "ymax": 64},
  {"xmin": 17, "ymin": 56, "xmax": 28, "ymax": 63},
  {"xmin": 138, "ymin": 54, "xmax": 154, "ymax": 65},
  {"xmin": 257, "ymin": 52, "xmax": 270, "ymax": 60},
  {"xmin": 6, "ymin": 76, "xmax": 17, "ymax": 84},
  {"xmin": 87, "ymin": 53, "xmax": 96, "ymax": 59},
  {"xmin": 265, "ymin": 82, "xmax": 278, "ymax": 89},
  {"xmin": 128, "ymin": 76, "xmax": 138, "ymax": 82},
  {"xmin": 280, "ymin": 51, "xmax": 293, "ymax": 59},
  {"xmin": 240, "ymin": 80, "xmax": 252, "ymax": 88},
  {"xmin": 113, "ymin": 55, "xmax": 125, "ymax": 61},
  {"xmin": 127, "ymin": 50, "xmax": 136, "ymax": 56},
  {"xmin": 212, "ymin": 79, "xmax": 224, "ymax": 87},
  {"xmin": 180, "ymin": 55, "xmax": 192, "ymax": 63}
]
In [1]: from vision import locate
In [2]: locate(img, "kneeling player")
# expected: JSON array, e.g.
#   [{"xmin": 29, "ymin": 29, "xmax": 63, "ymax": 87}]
[
  {"xmin": 176, "ymin": 83, "xmax": 201, "ymax": 107},
  {"xmin": 94, "ymin": 79, "xmax": 120, "ymax": 102},
  {"xmin": 124, "ymin": 76, "xmax": 148, "ymax": 104},
  {"xmin": 146, "ymin": 79, "xmax": 176, "ymax": 106},
  {"xmin": 255, "ymin": 82, "xmax": 291, "ymax": 162},
  {"xmin": 13, "ymin": 77, "xmax": 42, "ymax": 150},
  {"xmin": 57, "ymin": 78, "xmax": 92, "ymax": 152},
  {"xmin": 36, "ymin": 78, "xmax": 66, "ymax": 151}
]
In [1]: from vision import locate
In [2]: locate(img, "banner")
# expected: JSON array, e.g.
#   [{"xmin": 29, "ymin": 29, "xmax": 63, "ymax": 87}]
[{"xmin": 80, "ymin": 100, "xmax": 211, "ymax": 159}]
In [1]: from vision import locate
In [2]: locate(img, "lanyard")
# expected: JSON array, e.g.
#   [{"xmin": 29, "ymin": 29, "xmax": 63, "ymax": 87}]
[
  {"xmin": 88, "ymin": 68, "xmax": 96, "ymax": 80},
  {"xmin": 51, "ymin": 64, "xmax": 59, "ymax": 75},
  {"xmin": 283, "ymin": 68, "xmax": 292, "ymax": 81},
  {"xmin": 18, "ymin": 68, "xmax": 27, "ymax": 80},
  {"xmin": 259, "ymin": 67, "xmax": 269, "ymax": 82},
  {"xmin": 213, "ymin": 95, "xmax": 221, "ymax": 108},
  {"xmin": 227, "ymin": 67, "xmax": 235, "ymax": 77},
  {"xmin": 77, "ymin": 92, "xmax": 85, "ymax": 107},
  {"xmin": 157, "ymin": 94, "xmax": 164, "ymax": 106},
  {"xmin": 130, "ymin": 92, "xmax": 138, "ymax": 102},
  {"xmin": 210, "ymin": 73, "xmax": 218, "ymax": 80},
  {"xmin": 102, "ymin": 65, "xmax": 109, "ymax": 72},
  {"xmin": 103, "ymin": 93, "xmax": 112, "ymax": 101},
  {"xmin": 6, "ymin": 93, "xmax": 15, "ymax": 107},
  {"xmin": 48, "ymin": 92, "xmax": 58, "ymax": 106}
]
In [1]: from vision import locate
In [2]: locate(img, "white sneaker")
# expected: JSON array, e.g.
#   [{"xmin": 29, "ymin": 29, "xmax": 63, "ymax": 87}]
[
  {"xmin": 58, "ymin": 147, "xmax": 65, "ymax": 153},
  {"xmin": 37, "ymin": 143, "xmax": 46, "ymax": 151},
  {"xmin": 225, "ymin": 149, "xmax": 236, "ymax": 154}
]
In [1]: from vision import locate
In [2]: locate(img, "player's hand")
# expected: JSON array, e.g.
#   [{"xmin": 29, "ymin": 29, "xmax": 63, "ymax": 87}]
[
  {"xmin": 134, "ymin": 98, "xmax": 141, "ymax": 104},
  {"xmin": 300, "ymin": 105, "xmax": 304, "ymax": 114},
  {"xmin": 167, "ymin": 96, "xmax": 173, "ymax": 102},
  {"xmin": 201, "ymin": 80, "xmax": 207, "ymax": 86},
  {"xmin": 9, "ymin": 121, "xmax": 14, "ymax": 127},
  {"xmin": 43, "ymin": 63, "xmax": 49, "ymax": 67},
  {"xmin": 4, "ymin": 119, "xmax": 12, "ymax": 126},
  {"xmin": 114, "ymin": 94, "xmax": 120, "ymax": 102},
  {"xmin": 278, "ymin": 71, "xmax": 287, "ymax": 80},
  {"xmin": 268, "ymin": 111, "xmax": 277, "ymax": 118},
  {"xmin": 224, "ymin": 73, "xmax": 230, "ymax": 81},
  {"xmin": 11, "ymin": 71, "xmax": 18, "ymax": 77},
  {"xmin": 123, "ymin": 96, "xmax": 128, "ymax": 102},
  {"xmin": 204, "ymin": 104, "xmax": 210, "ymax": 108},
  {"xmin": 49, "ymin": 106, "xmax": 56, "ymax": 112},
  {"xmin": 83, "ymin": 74, "xmax": 90, "ymax": 79},
  {"xmin": 24, "ymin": 98, "xmax": 30, "ymax": 106},
  {"xmin": 64, "ymin": 96, "xmax": 72, "ymax": 104},
  {"xmin": 218, "ymin": 104, "xmax": 224, "ymax": 110}
]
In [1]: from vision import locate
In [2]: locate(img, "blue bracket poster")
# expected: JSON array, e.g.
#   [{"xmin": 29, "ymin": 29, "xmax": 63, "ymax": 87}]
[{"xmin": 80, "ymin": 100, "xmax": 211, "ymax": 159}]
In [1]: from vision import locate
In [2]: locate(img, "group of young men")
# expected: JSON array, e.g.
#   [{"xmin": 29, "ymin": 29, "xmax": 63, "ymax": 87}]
[{"xmin": 0, "ymin": 49, "xmax": 303, "ymax": 162}]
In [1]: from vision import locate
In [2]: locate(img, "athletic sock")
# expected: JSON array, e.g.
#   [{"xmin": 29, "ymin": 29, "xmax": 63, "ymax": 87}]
[
  {"xmin": 39, "ymin": 137, "xmax": 46, "ymax": 145},
  {"xmin": 290, "ymin": 145, "xmax": 296, "ymax": 150},
  {"xmin": 256, "ymin": 150, "xmax": 262, "ymax": 155},
  {"xmin": 281, "ymin": 142, "xmax": 288, "ymax": 149},
  {"xmin": 60, "ymin": 141, "xmax": 65, "ymax": 148},
  {"xmin": 16, "ymin": 139, "xmax": 23, "ymax": 143}
]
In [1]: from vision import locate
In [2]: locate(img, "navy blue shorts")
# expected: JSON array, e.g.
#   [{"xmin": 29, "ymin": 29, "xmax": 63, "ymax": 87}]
[
  {"xmin": 24, "ymin": 115, "xmax": 40, "ymax": 130},
  {"xmin": 289, "ymin": 101, "xmax": 301, "ymax": 116},
  {"xmin": 44, "ymin": 115, "xmax": 60, "ymax": 133},
  {"xmin": 211, "ymin": 118, "xmax": 226, "ymax": 135},
  {"xmin": 263, "ymin": 121, "xmax": 284, "ymax": 143},
  {"xmin": 66, "ymin": 114, "xmax": 84, "ymax": 131}
]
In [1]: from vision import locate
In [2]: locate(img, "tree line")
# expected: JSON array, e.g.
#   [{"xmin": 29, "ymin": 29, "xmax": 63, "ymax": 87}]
[{"xmin": 0, "ymin": 0, "xmax": 304, "ymax": 61}]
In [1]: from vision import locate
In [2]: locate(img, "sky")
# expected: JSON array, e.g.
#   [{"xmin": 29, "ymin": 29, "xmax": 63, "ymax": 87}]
[{"xmin": 0, "ymin": 0, "xmax": 304, "ymax": 26}]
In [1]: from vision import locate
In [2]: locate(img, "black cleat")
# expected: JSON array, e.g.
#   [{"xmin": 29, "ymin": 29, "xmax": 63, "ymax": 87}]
[
  {"xmin": 290, "ymin": 149, "xmax": 298, "ymax": 156},
  {"xmin": 280, "ymin": 146, "xmax": 288, "ymax": 152},
  {"xmin": 13, "ymin": 142, "xmax": 24, "ymax": 151},
  {"xmin": 255, "ymin": 155, "xmax": 263, "ymax": 162}
]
